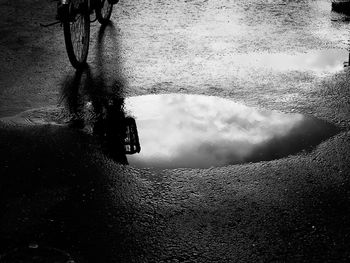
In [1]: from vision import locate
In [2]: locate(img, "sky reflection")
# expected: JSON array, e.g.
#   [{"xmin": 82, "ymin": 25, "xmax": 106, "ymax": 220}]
[
  {"xmin": 126, "ymin": 94, "xmax": 338, "ymax": 169},
  {"xmin": 231, "ymin": 50, "xmax": 348, "ymax": 74}
]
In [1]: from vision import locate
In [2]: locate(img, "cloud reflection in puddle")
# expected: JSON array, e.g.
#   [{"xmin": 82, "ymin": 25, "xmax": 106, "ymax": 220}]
[{"xmin": 126, "ymin": 94, "xmax": 339, "ymax": 169}]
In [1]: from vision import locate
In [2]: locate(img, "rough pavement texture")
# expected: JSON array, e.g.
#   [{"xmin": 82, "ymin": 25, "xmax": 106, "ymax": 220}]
[
  {"xmin": 1, "ymin": 112, "xmax": 350, "ymax": 263},
  {"xmin": 1, "ymin": 0, "xmax": 350, "ymax": 262}
]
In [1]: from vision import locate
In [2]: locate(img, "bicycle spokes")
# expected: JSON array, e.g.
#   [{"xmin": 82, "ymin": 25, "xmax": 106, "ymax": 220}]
[
  {"xmin": 63, "ymin": 0, "xmax": 90, "ymax": 68},
  {"xmin": 70, "ymin": 15, "xmax": 88, "ymax": 61},
  {"xmin": 59, "ymin": 0, "xmax": 117, "ymax": 68}
]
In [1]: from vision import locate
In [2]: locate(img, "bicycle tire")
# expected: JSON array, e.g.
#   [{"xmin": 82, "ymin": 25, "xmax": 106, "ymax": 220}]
[
  {"xmin": 96, "ymin": 0, "xmax": 113, "ymax": 25},
  {"xmin": 63, "ymin": 0, "xmax": 90, "ymax": 69}
]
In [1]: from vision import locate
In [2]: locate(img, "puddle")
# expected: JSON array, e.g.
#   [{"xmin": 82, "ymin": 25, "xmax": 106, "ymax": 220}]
[
  {"xmin": 125, "ymin": 94, "xmax": 339, "ymax": 169},
  {"xmin": 2, "ymin": 93, "xmax": 340, "ymax": 169},
  {"xmin": 216, "ymin": 49, "xmax": 349, "ymax": 76},
  {"xmin": 239, "ymin": 49, "xmax": 348, "ymax": 74},
  {"xmin": 3, "ymin": 93, "xmax": 339, "ymax": 169}
]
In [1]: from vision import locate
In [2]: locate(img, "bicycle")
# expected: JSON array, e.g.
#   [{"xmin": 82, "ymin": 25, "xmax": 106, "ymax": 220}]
[{"xmin": 56, "ymin": 0, "xmax": 119, "ymax": 69}]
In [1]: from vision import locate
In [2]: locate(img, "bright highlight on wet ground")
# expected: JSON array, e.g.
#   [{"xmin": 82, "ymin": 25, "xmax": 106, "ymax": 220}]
[{"xmin": 125, "ymin": 94, "xmax": 339, "ymax": 169}]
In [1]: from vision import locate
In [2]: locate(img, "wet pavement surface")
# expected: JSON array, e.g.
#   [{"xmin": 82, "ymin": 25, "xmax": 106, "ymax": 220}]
[
  {"xmin": 1, "ymin": 0, "xmax": 350, "ymax": 117},
  {"xmin": 1, "ymin": 0, "xmax": 350, "ymax": 262}
]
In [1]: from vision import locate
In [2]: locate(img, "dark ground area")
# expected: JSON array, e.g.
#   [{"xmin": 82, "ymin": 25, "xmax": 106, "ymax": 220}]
[
  {"xmin": 1, "ymin": 0, "xmax": 350, "ymax": 262},
  {"xmin": 1, "ymin": 116, "xmax": 350, "ymax": 263}
]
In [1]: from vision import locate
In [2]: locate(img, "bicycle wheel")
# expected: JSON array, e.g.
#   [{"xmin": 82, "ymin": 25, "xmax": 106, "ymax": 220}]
[
  {"xmin": 96, "ymin": 0, "xmax": 113, "ymax": 25},
  {"xmin": 63, "ymin": 0, "xmax": 90, "ymax": 69}
]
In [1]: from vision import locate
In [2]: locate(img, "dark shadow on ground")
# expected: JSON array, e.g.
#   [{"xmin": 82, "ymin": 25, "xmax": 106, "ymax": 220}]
[
  {"xmin": 60, "ymin": 22, "xmax": 140, "ymax": 164},
  {"xmin": 0, "ymin": 123, "xmax": 114, "ymax": 263},
  {"xmin": 0, "ymin": 22, "xmax": 140, "ymax": 263}
]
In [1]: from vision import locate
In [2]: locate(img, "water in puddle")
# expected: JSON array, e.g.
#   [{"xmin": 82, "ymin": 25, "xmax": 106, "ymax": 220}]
[
  {"xmin": 228, "ymin": 49, "xmax": 348, "ymax": 75},
  {"xmin": 125, "ymin": 94, "xmax": 338, "ymax": 169},
  {"xmin": 4, "ymin": 93, "xmax": 339, "ymax": 169}
]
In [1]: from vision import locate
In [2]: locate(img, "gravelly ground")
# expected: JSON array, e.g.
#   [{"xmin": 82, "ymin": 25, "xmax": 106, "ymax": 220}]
[{"xmin": 1, "ymin": 0, "xmax": 350, "ymax": 262}]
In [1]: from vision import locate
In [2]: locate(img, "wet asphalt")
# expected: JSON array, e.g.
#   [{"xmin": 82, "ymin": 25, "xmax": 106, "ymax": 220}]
[{"xmin": 1, "ymin": 0, "xmax": 350, "ymax": 262}]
